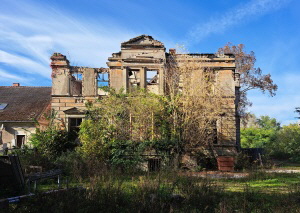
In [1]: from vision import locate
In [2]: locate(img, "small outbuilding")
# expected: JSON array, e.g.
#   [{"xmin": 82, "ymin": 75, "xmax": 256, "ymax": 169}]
[{"xmin": 0, "ymin": 84, "xmax": 51, "ymax": 149}]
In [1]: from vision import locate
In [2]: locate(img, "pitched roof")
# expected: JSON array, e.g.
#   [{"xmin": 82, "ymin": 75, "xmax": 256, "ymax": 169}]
[{"xmin": 0, "ymin": 86, "xmax": 51, "ymax": 122}]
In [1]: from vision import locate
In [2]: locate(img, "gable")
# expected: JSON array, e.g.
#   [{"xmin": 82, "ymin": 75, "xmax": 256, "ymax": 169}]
[
  {"xmin": 121, "ymin": 35, "xmax": 164, "ymax": 48},
  {"xmin": 63, "ymin": 107, "xmax": 86, "ymax": 115}
]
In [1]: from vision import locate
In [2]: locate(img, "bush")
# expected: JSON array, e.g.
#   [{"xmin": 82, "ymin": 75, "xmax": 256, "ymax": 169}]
[
  {"xmin": 30, "ymin": 128, "xmax": 77, "ymax": 160},
  {"xmin": 55, "ymin": 151, "xmax": 87, "ymax": 180},
  {"xmin": 269, "ymin": 124, "xmax": 300, "ymax": 162},
  {"xmin": 11, "ymin": 146, "xmax": 54, "ymax": 171}
]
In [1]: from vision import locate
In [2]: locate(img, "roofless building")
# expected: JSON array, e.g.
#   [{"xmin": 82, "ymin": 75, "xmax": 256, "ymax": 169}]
[{"xmin": 49, "ymin": 35, "xmax": 240, "ymax": 170}]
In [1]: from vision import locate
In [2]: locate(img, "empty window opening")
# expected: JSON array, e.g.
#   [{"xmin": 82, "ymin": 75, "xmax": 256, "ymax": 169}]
[
  {"xmin": 70, "ymin": 72, "xmax": 82, "ymax": 96},
  {"xmin": 146, "ymin": 70, "xmax": 158, "ymax": 85},
  {"xmin": 69, "ymin": 118, "xmax": 82, "ymax": 133},
  {"xmin": 73, "ymin": 72, "xmax": 82, "ymax": 81},
  {"xmin": 128, "ymin": 69, "xmax": 140, "ymax": 92},
  {"xmin": 0, "ymin": 103, "xmax": 8, "ymax": 110},
  {"xmin": 16, "ymin": 135, "xmax": 25, "ymax": 148},
  {"xmin": 213, "ymin": 126, "xmax": 218, "ymax": 144},
  {"xmin": 148, "ymin": 158, "xmax": 161, "ymax": 172},
  {"xmin": 128, "ymin": 70, "xmax": 139, "ymax": 80},
  {"xmin": 97, "ymin": 73, "xmax": 109, "ymax": 87},
  {"xmin": 212, "ymin": 120, "xmax": 218, "ymax": 144}
]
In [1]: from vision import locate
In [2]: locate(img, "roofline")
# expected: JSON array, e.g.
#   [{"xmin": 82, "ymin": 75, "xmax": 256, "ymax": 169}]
[
  {"xmin": 0, "ymin": 86, "xmax": 51, "ymax": 88},
  {"xmin": 36, "ymin": 103, "xmax": 51, "ymax": 121},
  {"xmin": 0, "ymin": 121, "xmax": 36, "ymax": 123},
  {"xmin": 175, "ymin": 53, "xmax": 235, "ymax": 56}
]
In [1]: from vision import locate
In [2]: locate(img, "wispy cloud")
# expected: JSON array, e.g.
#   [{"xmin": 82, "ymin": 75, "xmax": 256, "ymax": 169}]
[
  {"xmin": 0, "ymin": 50, "xmax": 50, "ymax": 77},
  {"xmin": 0, "ymin": 69, "xmax": 24, "ymax": 81},
  {"xmin": 0, "ymin": 0, "xmax": 136, "ymax": 85},
  {"xmin": 188, "ymin": 0, "xmax": 290, "ymax": 43}
]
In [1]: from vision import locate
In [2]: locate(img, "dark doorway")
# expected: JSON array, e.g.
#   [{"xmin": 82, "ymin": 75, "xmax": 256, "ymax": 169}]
[
  {"xmin": 148, "ymin": 158, "xmax": 161, "ymax": 172},
  {"xmin": 16, "ymin": 135, "xmax": 25, "ymax": 148}
]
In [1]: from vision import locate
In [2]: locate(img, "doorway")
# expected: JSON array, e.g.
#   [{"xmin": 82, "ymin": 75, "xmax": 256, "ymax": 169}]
[{"xmin": 16, "ymin": 135, "xmax": 25, "ymax": 148}]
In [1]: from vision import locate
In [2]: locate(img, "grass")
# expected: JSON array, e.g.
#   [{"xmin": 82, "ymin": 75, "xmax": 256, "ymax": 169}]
[
  {"xmin": 4, "ymin": 170, "xmax": 300, "ymax": 212},
  {"xmin": 3, "ymin": 156, "xmax": 300, "ymax": 212},
  {"xmin": 277, "ymin": 162, "xmax": 300, "ymax": 170},
  {"xmin": 217, "ymin": 172, "xmax": 300, "ymax": 193}
]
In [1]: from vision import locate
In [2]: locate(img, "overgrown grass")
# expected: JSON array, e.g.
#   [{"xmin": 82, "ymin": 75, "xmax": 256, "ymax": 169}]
[{"xmin": 5, "ymin": 171, "xmax": 300, "ymax": 212}]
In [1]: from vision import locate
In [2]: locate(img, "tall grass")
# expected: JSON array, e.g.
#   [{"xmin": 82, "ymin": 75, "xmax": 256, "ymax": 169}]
[{"xmin": 8, "ymin": 171, "xmax": 300, "ymax": 213}]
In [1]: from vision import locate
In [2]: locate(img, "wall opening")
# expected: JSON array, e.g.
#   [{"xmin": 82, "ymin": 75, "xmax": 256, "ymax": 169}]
[
  {"xmin": 148, "ymin": 158, "xmax": 161, "ymax": 172},
  {"xmin": 71, "ymin": 72, "xmax": 83, "ymax": 81},
  {"xmin": 128, "ymin": 69, "xmax": 140, "ymax": 92},
  {"xmin": 16, "ymin": 135, "xmax": 25, "ymax": 148},
  {"xmin": 70, "ymin": 72, "xmax": 83, "ymax": 96},
  {"xmin": 97, "ymin": 73, "xmax": 109, "ymax": 87},
  {"xmin": 146, "ymin": 70, "xmax": 158, "ymax": 85},
  {"xmin": 69, "ymin": 118, "xmax": 82, "ymax": 134}
]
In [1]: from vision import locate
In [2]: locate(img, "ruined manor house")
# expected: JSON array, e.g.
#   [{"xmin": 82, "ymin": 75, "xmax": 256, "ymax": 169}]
[{"xmin": 0, "ymin": 35, "xmax": 240, "ymax": 168}]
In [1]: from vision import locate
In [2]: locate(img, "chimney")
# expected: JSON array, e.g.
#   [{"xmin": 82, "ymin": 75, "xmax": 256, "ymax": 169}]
[
  {"xmin": 169, "ymin": 48, "xmax": 176, "ymax": 55},
  {"xmin": 12, "ymin": 83, "xmax": 20, "ymax": 87}
]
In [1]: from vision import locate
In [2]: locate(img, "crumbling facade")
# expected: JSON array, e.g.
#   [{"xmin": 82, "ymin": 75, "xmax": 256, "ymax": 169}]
[{"xmin": 50, "ymin": 35, "xmax": 240, "ymax": 162}]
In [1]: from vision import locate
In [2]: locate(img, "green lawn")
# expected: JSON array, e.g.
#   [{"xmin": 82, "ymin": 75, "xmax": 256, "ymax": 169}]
[{"xmin": 216, "ymin": 172, "xmax": 300, "ymax": 193}]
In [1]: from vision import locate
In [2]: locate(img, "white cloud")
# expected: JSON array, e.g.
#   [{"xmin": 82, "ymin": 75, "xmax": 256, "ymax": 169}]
[
  {"xmin": 0, "ymin": 1, "xmax": 137, "ymax": 84},
  {"xmin": 0, "ymin": 69, "xmax": 23, "ymax": 81},
  {"xmin": 0, "ymin": 50, "xmax": 50, "ymax": 77},
  {"xmin": 188, "ymin": 0, "xmax": 290, "ymax": 42}
]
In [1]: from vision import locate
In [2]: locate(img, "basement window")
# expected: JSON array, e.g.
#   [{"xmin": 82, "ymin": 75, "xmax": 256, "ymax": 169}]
[
  {"xmin": 148, "ymin": 158, "xmax": 161, "ymax": 172},
  {"xmin": 0, "ymin": 103, "xmax": 8, "ymax": 110}
]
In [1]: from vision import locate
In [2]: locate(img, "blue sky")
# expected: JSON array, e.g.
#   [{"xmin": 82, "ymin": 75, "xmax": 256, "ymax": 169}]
[{"xmin": 0, "ymin": 0, "xmax": 299, "ymax": 125}]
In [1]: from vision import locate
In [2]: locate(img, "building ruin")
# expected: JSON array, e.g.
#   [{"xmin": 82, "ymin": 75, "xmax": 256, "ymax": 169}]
[{"xmin": 50, "ymin": 35, "xmax": 240, "ymax": 168}]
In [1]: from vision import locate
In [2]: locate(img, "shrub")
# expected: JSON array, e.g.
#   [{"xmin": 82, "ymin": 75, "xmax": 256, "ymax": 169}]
[
  {"xmin": 55, "ymin": 151, "xmax": 87, "ymax": 180},
  {"xmin": 30, "ymin": 128, "xmax": 77, "ymax": 160}
]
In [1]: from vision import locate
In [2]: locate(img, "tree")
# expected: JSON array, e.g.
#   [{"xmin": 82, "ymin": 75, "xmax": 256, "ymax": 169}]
[
  {"xmin": 218, "ymin": 44, "xmax": 278, "ymax": 118},
  {"xmin": 241, "ymin": 127, "xmax": 277, "ymax": 148},
  {"xmin": 240, "ymin": 113, "xmax": 258, "ymax": 128},
  {"xmin": 78, "ymin": 88, "xmax": 173, "ymax": 168},
  {"xmin": 240, "ymin": 115, "xmax": 280, "ymax": 148},
  {"xmin": 79, "ymin": 56, "xmax": 230, "ymax": 167},
  {"xmin": 269, "ymin": 124, "xmax": 300, "ymax": 161},
  {"xmin": 295, "ymin": 107, "xmax": 300, "ymax": 118},
  {"xmin": 165, "ymin": 53, "xmax": 230, "ymax": 157},
  {"xmin": 257, "ymin": 115, "xmax": 280, "ymax": 130}
]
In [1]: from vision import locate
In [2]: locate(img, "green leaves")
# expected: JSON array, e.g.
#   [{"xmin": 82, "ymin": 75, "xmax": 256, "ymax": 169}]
[
  {"xmin": 241, "ymin": 127, "xmax": 277, "ymax": 148},
  {"xmin": 241, "ymin": 115, "xmax": 300, "ymax": 162},
  {"xmin": 30, "ymin": 127, "xmax": 77, "ymax": 160},
  {"xmin": 78, "ymin": 88, "xmax": 177, "ymax": 168}
]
